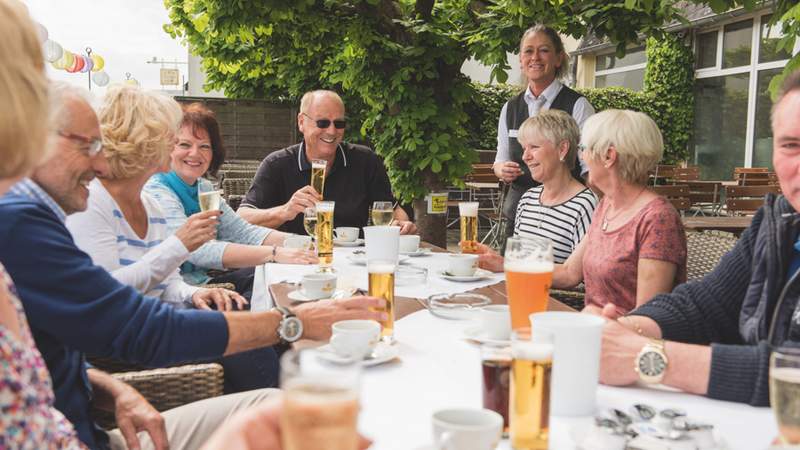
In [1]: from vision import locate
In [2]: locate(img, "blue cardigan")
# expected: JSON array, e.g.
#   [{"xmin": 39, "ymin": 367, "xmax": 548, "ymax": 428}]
[{"xmin": 0, "ymin": 192, "xmax": 229, "ymax": 449}]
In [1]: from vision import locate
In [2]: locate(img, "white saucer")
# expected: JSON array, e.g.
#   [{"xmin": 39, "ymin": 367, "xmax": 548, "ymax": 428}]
[
  {"xmin": 346, "ymin": 254, "xmax": 410, "ymax": 266},
  {"xmin": 287, "ymin": 289, "xmax": 331, "ymax": 302},
  {"xmin": 334, "ymin": 238, "xmax": 364, "ymax": 247},
  {"xmin": 400, "ymin": 248, "xmax": 432, "ymax": 257},
  {"xmin": 316, "ymin": 342, "xmax": 399, "ymax": 367},
  {"xmin": 462, "ymin": 326, "xmax": 510, "ymax": 345},
  {"xmin": 438, "ymin": 268, "xmax": 493, "ymax": 282}
]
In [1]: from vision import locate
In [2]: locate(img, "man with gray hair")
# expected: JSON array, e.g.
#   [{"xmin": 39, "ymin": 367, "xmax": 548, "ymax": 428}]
[{"xmin": 0, "ymin": 81, "xmax": 386, "ymax": 450}]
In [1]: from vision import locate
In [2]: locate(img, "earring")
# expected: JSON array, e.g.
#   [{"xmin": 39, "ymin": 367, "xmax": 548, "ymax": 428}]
[{"xmin": 559, "ymin": 156, "xmax": 565, "ymax": 162}]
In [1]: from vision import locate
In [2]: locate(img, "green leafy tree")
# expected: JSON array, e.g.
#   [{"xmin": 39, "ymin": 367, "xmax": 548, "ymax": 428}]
[{"xmin": 163, "ymin": 0, "xmax": 800, "ymax": 245}]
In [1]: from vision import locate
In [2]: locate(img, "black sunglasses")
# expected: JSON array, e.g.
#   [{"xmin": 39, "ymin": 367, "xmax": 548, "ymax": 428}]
[{"xmin": 302, "ymin": 112, "xmax": 346, "ymax": 129}]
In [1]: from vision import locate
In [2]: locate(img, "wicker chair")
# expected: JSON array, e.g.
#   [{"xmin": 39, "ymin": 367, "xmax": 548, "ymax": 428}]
[
  {"xmin": 685, "ymin": 230, "xmax": 738, "ymax": 281},
  {"xmin": 550, "ymin": 283, "xmax": 586, "ymax": 311},
  {"xmin": 219, "ymin": 169, "xmax": 258, "ymax": 181},
  {"xmin": 221, "ymin": 178, "xmax": 252, "ymax": 198}
]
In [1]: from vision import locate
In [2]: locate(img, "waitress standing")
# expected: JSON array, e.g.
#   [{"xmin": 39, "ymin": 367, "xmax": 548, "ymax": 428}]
[{"xmin": 494, "ymin": 24, "xmax": 595, "ymax": 244}]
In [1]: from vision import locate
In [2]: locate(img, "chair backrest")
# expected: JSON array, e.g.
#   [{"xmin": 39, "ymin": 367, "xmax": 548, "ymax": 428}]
[
  {"xmin": 466, "ymin": 164, "xmax": 499, "ymax": 183},
  {"xmin": 684, "ymin": 181, "xmax": 720, "ymax": 204},
  {"xmin": 221, "ymin": 177, "xmax": 253, "ymax": 197},
  {"xmin": 652, "ymin": 185, "xmax": 691, "ymax": 212},
  {"xmin": 219, "ymin": 169, "xmax": 258, "ymax": 181},
  {"xmin": 672, "ymin": 166, "xmax": 700, "ymax": 182},
  {"xmin": 732, "ymin": 167, "xmax": 777, "ymax": 186},
  {"xmin": 649, "ymin": 164, "xmax": 675, "ymax": 185},
  {"xmin": 685, "ymin": 230, "xmax": 738, "ymax": 281},
  {"xmin": 724, "ymin": 185, "xmax": 780, "ymax": 215}
]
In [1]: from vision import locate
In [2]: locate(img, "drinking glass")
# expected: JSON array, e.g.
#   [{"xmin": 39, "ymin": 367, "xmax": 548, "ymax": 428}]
[
  {"xmin": 310, "ymin": 159, "xmax": 326, "ymax": 198},
  {"xmin": 303, "ymin": 206, "xmax": 317, "ymax": 250},
  {"xmin": 510, "ymin": 328, "xmax": 553, "ymax": 450},
  {"xmin": 371, "ymin": 201, "xmax": 394, "ymax": 226},
  {"xmin": 367, "ymin": 258, "xmax": 395, "ymax": 343},
  {"xmin": 481, "ymin": 344, "xmax": 511, "ymax": 434},
  {"xmin": 459, "ymin": 202, "xmax": 479, "ymax": 253},
  {"xmin": 198, "ymin": 183, "xmax": 222, "ymax": 213},
  {"xmin": 770, "ymin": 348, "xmax": 800, "ymax": 445},
  {"xmin": 280, "ymin": 348, "xmax": 361, "ymax": 450},
  {"xmin": 504, "ymin": 236, "xmax": 553, "ymax": 330},
  {"xmin": 315, "ymin": 201, "xmax": 335, "ymax": 272}
]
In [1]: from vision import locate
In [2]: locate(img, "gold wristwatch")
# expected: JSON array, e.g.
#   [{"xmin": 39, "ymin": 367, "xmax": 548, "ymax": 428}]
[{"xmin": 634, "ymin": 339, "xmax": 668, "ymax": 384}]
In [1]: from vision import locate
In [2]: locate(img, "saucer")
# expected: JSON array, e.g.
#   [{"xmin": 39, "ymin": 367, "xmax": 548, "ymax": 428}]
[
  {"xmin": 400, "ymin": 248, "xmax": 432, "ymax": 257},
  {"xmin": 346, "ymin": 254, "xmax": 410, "ymax": 266},
  {"xmin": 462, "ymin": 326, "xmax": 510, "ymax": 345},
  {"xmin": 334, "ymin": 238, "xmax": 364, "ymax": 247},
  {"xmin": 287, "ymin": 289, "xmax": 332, "ymax": 302},
  {"xmin": 317, "ymin": 341, "xmax": 399, "ymax": 367},
  {"xmin": 438, "ymin": 268, "xmax": 493, "ymax": 282}
]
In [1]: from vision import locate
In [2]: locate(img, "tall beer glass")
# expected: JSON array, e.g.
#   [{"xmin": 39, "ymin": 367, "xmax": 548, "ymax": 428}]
[
  {"xmin": 505, "ymin": 236, "xmax": 553, "ymax": 330},
  {"xmin": 316, "ymin": 201, "xmax": 335, "ymax": 271},
  {"xmin": 459, "ymin": 202, "xmax": 479, "ymax": 253},
  {"xmin": 510, "ymin": 328, "xmax": 553, "ymax": 450},
  {"xmin": 311, "ymin": 159, "xmax": 327, "ymax": 198},
  {"xmin": 368, "ymin": 259, "xmax": 395, "ymax": 343},
  {"xmin": 280, "ymin": 348, "xmax": 361, "ymax": 450},
  {"xmin": 371, "ymin": 201, "xmax": 394, "ymax": 226},
  {"xmin": 771, "ymin": 348, "xmax": 800, "ymax": 444}
]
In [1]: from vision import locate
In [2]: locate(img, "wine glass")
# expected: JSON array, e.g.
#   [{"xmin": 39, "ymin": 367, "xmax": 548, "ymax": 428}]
[
  {"xmin": 770, "ymin": 347, "xmax": 800, "ymax": 445},
  {"xmin": 371, "ymin": 201, "xmax": 394, "ymax": 226},
  {"xmin": 303, "ymin": 206, "xmax": 317, "ymax": 251}
]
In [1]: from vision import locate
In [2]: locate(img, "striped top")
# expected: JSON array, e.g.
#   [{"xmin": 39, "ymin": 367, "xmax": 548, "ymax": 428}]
[
  {"xmin": 514, "ymin": 186, "xmax": 598, "ymax": 263},
  {"xmin": 66, "ymin": 179, "xmax": 198, "ymax": 304}
]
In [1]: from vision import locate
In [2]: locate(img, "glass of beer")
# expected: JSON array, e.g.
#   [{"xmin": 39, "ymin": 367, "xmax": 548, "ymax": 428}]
[
  {"xmin": 371, "ymin": 201, "xmax": 394, "ymax": 226},
  {"xmin": 505, "ymin": 236, "xmax": 553, "ymax": 330},
  {"xmin": 280, "ymin": 348, "xmax": 361, "ymax": 450},
  {"xmin": 367, "ymin": 259, "xmax": 395, "ymax": 343},
  {"xmin": 311, "ymin": 159, "xmax": 326, "ymax": 198},
  {"xmin": 771, "ymin": 348, "xmax": 800, "ymax": 444},
  {"xmin": 481, "ymin": 344, "xmax": 511, "ymax": 434},
  {"xmin": 510, "ymin": 328, "xmax": 553, "ymax": 450},
  {"xmin": 315, "ymin": 201, "xmax": 335, "ymax": 271},
  {"xmin": 459, "ymin": 202, "xmax": 479, "ymax": 253}
]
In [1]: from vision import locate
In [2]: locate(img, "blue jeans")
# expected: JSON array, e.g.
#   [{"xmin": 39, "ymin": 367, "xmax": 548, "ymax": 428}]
[{"xmin": 220, "ymin": 345, "xmax": 280, "ymax": 393}]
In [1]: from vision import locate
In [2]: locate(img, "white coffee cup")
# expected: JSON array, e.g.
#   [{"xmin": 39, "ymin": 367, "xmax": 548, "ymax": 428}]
[
  {"xmin": 334, "ymin": 227, "xmax": 359, "ymax": 242},
  {"xmin": 284, "ymin": 235, "xmax": 312, "ymax": 250},
  {"xmin": 448, "ymin": 254, "xmax": 479, "ymax": 277},
  {"xmin": 432, "ymin": 408, "xmax": 503, "ymax": 450},
  {"xmin": 330, "ymin": 320, "xmax": 381, "ymax": 359},
  {"xmin": 300, "ymin": 273, "xmax": 337, "ymax": 299},
  {"xmin": 529, "ymin": 311, "xmax": 605, "ymax": 416},
  {"xmin": 399, "ymin": 235, "xmax": 421, "ymax": 253},
  {"xmin": 363, "ymin": 226, "xmax": 400, "ymax": 263},
  {"xmin": 481, "ymin": 305, "xmax": 510, "ymax": 340}
]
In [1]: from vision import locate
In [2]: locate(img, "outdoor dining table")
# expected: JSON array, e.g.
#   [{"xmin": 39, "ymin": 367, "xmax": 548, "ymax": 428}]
[
  {"xmin": 682, "ymin": 215, "xmax": 753, "ymax": 234},
  {"xmin": 251, "ymin": 244, "xmax": 776, "ymax": 449}
]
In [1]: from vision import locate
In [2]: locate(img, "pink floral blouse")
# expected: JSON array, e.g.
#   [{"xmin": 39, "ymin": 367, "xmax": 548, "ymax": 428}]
[{"xmin": 0, "ymin": 262, "xmax": 85, "ymax": 449}]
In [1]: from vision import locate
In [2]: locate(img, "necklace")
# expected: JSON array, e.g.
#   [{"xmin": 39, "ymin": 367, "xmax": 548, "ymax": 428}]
[{"xmin": 601, "ymin": 186, "xmax": 647, "ymax": 231}]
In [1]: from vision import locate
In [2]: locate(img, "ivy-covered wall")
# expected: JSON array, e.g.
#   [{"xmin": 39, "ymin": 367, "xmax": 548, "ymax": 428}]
[{"xmin": 466, "ymin": 33, "xmax": 695, "ymax": 165}]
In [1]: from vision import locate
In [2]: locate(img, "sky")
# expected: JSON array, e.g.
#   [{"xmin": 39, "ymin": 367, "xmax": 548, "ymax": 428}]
[{"xmin": 25, "ymin": 0, "xmax": 188, "ymax": 94}]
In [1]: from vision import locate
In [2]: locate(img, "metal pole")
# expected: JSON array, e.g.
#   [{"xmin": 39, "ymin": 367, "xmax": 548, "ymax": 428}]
[{"xmin": 86, "ymin": 47, "xmax": 92, "ymax": 91}]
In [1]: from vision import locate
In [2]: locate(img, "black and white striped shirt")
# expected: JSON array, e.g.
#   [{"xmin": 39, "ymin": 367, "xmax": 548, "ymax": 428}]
[{"xmin": 514, "ymin": 186, "xmax": 598, "ymax": 263}]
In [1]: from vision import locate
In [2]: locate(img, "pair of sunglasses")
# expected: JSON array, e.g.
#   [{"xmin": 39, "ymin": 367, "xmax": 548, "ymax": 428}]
[{"xmin": 302, "ymin": 112, "xmax": 346, "ymax": 129}]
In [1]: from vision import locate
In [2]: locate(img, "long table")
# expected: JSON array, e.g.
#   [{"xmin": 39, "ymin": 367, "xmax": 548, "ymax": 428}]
[{"xmin": 682, "ymin": 215, "xmax": 753, "ymax": 234}]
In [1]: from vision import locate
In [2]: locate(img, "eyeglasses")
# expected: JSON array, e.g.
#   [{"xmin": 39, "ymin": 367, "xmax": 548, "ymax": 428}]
[
  {"xmin": 577, "ymin": 144, "xmax": 587, "ymax": 154},
  {"xmin": 58, "ymin": 130, "xmax": 103, "ymax": 156},
  {"xmin": 302, "ymin": 113, "xmax": 346, "ymax": 130}
]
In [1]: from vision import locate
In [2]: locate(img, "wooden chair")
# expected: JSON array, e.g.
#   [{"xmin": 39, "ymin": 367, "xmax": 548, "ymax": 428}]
[
  {"xmin": 672, "ymin": 166, "xmax": 700, "ymax": 182},
  {"xmin": 683, "ymin": 181, "xmax": 722, "ymax": 216},
  {"xmin": 724, "ymin": 185, "xmax": 781, "ymax": 216},
  {"xmin": 649, "ymin": 164, "xmax": 675, "ymax": 185},
  {"xmin": 685, "ymin": 230, "xmax": 739, "ymax": 281},
  {"xmin": 652, "ymin": 185, "xmax": 692, "ymax": 214},
  {"xmin": 733, "ymin": 167, "xmax": 777, "ymax": 186}
]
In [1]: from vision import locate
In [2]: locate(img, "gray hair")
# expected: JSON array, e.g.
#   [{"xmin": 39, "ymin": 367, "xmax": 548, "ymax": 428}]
[
  {"xmin": 48, "ymin": 81, "xmax": 97, "ymax": 131},
  {"xmin": 299, "ymin": 90, "xmax": 345, "ymax": 115}
]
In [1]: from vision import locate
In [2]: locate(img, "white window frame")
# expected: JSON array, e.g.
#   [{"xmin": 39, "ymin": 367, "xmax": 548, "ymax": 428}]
[
  {"xmin": 594, "ymin": 47, "xmax": 647, "ymax": 90},
  {"xmin": 694, "ymin": 12, "xmax": 799, "ymax": 167}
]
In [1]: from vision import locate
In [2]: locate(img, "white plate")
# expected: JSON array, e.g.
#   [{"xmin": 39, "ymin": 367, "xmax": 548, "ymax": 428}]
[
  {"xmin": 437, "ymin": 268, "xmax": 494, "ymax": 282},
  {"xmin": 346, "ymin": 254, "xmax": 410, "ymax": 266},
  {"xmin": 334, "ymin": 238, "xmax": 364, "ymax": 247},
  {"xmin": 316, "ymin": 342, "xmax": 399, "ymax": 367},
  {"xmin": 462, "ymin": 326, "xmax": 510, "ymax": 345},
  {"xmin": 287, "ymin": 289, "xmax": 335, "ymax": 302},
  {"xmin": 400, "ymin": 248, "xmax": 432, "ymax": 257}
]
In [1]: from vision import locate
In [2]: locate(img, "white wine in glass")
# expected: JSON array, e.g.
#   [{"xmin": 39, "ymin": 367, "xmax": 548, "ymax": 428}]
[
  {"xmin": 303, "ymin": 209, "xmax": 317, "ymax": 237},
  {"xmin": 371, "ymin": 201, "xmax": 393, "ymax": 226},
  {"xmin": 199, "ymin": 190, "xmax": 222, "ymax": 212},
  {"xmin": 771, "ymin": 349, "xmax": 800, "ymax": 444}
]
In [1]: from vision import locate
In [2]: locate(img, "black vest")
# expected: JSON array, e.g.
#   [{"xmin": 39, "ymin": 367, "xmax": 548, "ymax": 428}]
[{"xmin": 505, "ymin": 85, "xmax": 584, "ymax": 191}]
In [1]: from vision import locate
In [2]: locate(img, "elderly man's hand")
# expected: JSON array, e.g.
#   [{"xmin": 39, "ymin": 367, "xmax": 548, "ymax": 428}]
[
  {"xmin": 294, "ymin": 296, "xmax": 387, "ymax": 341},
  {"xmin": 394, "ymin": 220, "xmax": 417, "ymax": 235},
  {"xmin": 598, "ymin": 317, "xmax": 648, "ymax": 387},
  {"xmin": 114, "ymin": 385, "xmax": 169, "ymax": 450},
  {"xmin": 282, "ymin": 186, "xmax": 321, "ymax": 221}
]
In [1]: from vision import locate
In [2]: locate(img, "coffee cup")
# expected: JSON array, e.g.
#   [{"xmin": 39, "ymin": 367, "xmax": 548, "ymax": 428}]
[
  {"xmin": 330, "ymin": 320, "xmax": 381, "ymax": 359},
  {"xmin": 481, "ymin": 305, "xmax": 511, "ymax": 340},
  {"xmin": 432, "ymin": 408, "xmax": 503, "ymax": 450},
  {"xmin": 399, "ymin": 235, "xmax": 421, "ymax": 253},
  {"xmin": 284, "ymin": 235, "xmax": 312, "ymax": 250},
  {"xmin": 334, "ymin": 227, "xmax": 359, "ymax": 242},
  {"xmin": 300, "ymin": 273, "xmax": 337, "ymax": 299},
  {"xmin": 448, "ymin": 254, "xmax": 479, "ymax": 277}
]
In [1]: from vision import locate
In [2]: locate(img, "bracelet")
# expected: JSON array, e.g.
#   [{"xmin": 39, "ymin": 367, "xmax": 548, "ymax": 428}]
[{"xmin": 622, "ymin": 315, "xmax": 645, "ymax": 336}]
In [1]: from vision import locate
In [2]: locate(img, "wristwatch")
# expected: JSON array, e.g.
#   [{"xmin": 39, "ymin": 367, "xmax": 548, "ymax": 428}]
[
  {"xmin": 275, "ymin": 305, "xmax": 303, "ymax": 345},
  {"xmin": 634, "ymin": 339, "xmax": 668, "ymax": 384}
]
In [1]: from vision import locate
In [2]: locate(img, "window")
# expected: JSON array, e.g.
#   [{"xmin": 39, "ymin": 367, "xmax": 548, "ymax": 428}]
[
  {"xmin": 722, "ymin": 20, "xmax": 753, "ymax": 68},
  {"xmin": 752, "ymin": 68, "xmax": 784, "ymax": 169},
  {"xmin": 760, "ymin": 14, "xmax": 792, "ymax": 63},
  {"xmin": 696, "ymin": 31, "xmax": 718, "ymax": 69},
  {"xmin": 594, "ymin": 47, "xmax": 647, "ymax": 91}
]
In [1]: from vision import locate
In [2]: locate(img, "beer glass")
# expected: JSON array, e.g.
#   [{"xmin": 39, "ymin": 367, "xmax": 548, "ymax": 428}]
[
  {"xmin": 280, "ymin": 348, "xmax": 361, "ymax": 450},
  {"xmin": 367, "ymin": 259, "xmax": 395, "ymax": 343},
  {"xmin": 310, "ymin": 159, "xmax": 327, "ymax": 198},
  {"xmin": 315, "ymin": 201, "xmax": 335, "ymax": 271},
  {"xmin": 198, "ymin": 184, "xmax": 222, "ymax": 213},
  {"xmin": 371, "ymin": 201, "xmax": 394, "ymax": 226},
  {"xmin": 459, "ymin": 202, "xmax": 479, "ymax": 253},
  {"xmin": 481, "ymin": 344, "xmax": 511, "ymax": 434},
  {"xmin": 771, "ymin": 348, "xmax": 800, "ymax": 444},
  {"xmin": 504, "ymin": 236, "xmax": 553, "ymax": 330},
  {"xmin": 510, "ymin": 328, "xmax": 553, "ymax": 450}
]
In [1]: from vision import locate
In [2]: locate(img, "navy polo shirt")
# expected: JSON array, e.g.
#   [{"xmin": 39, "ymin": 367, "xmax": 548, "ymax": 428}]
[{"xmin": 240, "ymin": 142, "xmax": 396, "ymax": 235}]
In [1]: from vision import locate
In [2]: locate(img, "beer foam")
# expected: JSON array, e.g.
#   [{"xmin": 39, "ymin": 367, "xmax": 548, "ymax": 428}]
[
  {"xmin": 504, "ymin": 260, "xmax": 554, "ymax": 273},
  {"xmin": 458, "ymin": 202, "xmax": 479, "ymax": 217},
  {"xmin": 316, "ymin": 201, "xmax": 335, "ymax": 212},
  {"xmin": 368, "ymin": 263, "xmax": 396, "ymax": 274},
  {"xmin": 512, "ymin": 341, "xmax": 553, "ymax": 361},
  {"xmin": 312, "ymin": 161, "xmax": 326, "ymax": 169}
]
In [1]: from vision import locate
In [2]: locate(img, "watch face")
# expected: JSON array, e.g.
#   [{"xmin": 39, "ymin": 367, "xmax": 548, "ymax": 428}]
[
  {"xmin": 282, "ymin": 317, "xmax": 303, "ymax": 341},
  {"xmin": 638, "ymin": 350, "xmax": 667, "ymax": 377}
]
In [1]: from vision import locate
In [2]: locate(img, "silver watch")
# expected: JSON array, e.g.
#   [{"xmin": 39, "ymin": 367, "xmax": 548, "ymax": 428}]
[{"xmin": 275, "ymin": 305, "xmax": 303, "ymax": 344}]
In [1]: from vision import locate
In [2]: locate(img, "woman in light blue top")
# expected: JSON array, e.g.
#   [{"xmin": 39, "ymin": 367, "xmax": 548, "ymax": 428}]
[{"xmin": 145, "ymin": 102, "xmax": 316, "ymax": 297}]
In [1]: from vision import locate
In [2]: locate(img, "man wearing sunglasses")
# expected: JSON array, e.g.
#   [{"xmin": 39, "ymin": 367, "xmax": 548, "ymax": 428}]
[{"xmin": 238, "ymin": 90, "xmax": 417, "ymax": 235}]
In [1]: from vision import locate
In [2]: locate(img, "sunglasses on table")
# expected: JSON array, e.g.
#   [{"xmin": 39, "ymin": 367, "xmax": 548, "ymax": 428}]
[
  {"xmin": 58, "ymin": 130, "xmax": 103, "ymax": 156},
  {"xmin": 302, "ymin": 112, "xmax": 347, "ymax": 129}
]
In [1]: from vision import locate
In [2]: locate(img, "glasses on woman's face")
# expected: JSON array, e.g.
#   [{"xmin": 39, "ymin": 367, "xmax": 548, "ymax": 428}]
[
  {"xmin": 302, "ymin": 112, "xmax": 346, "ymax": 130},
  {"xmin": 58, "ymin": 130, "xmax": 103, "ymax": 156}
]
